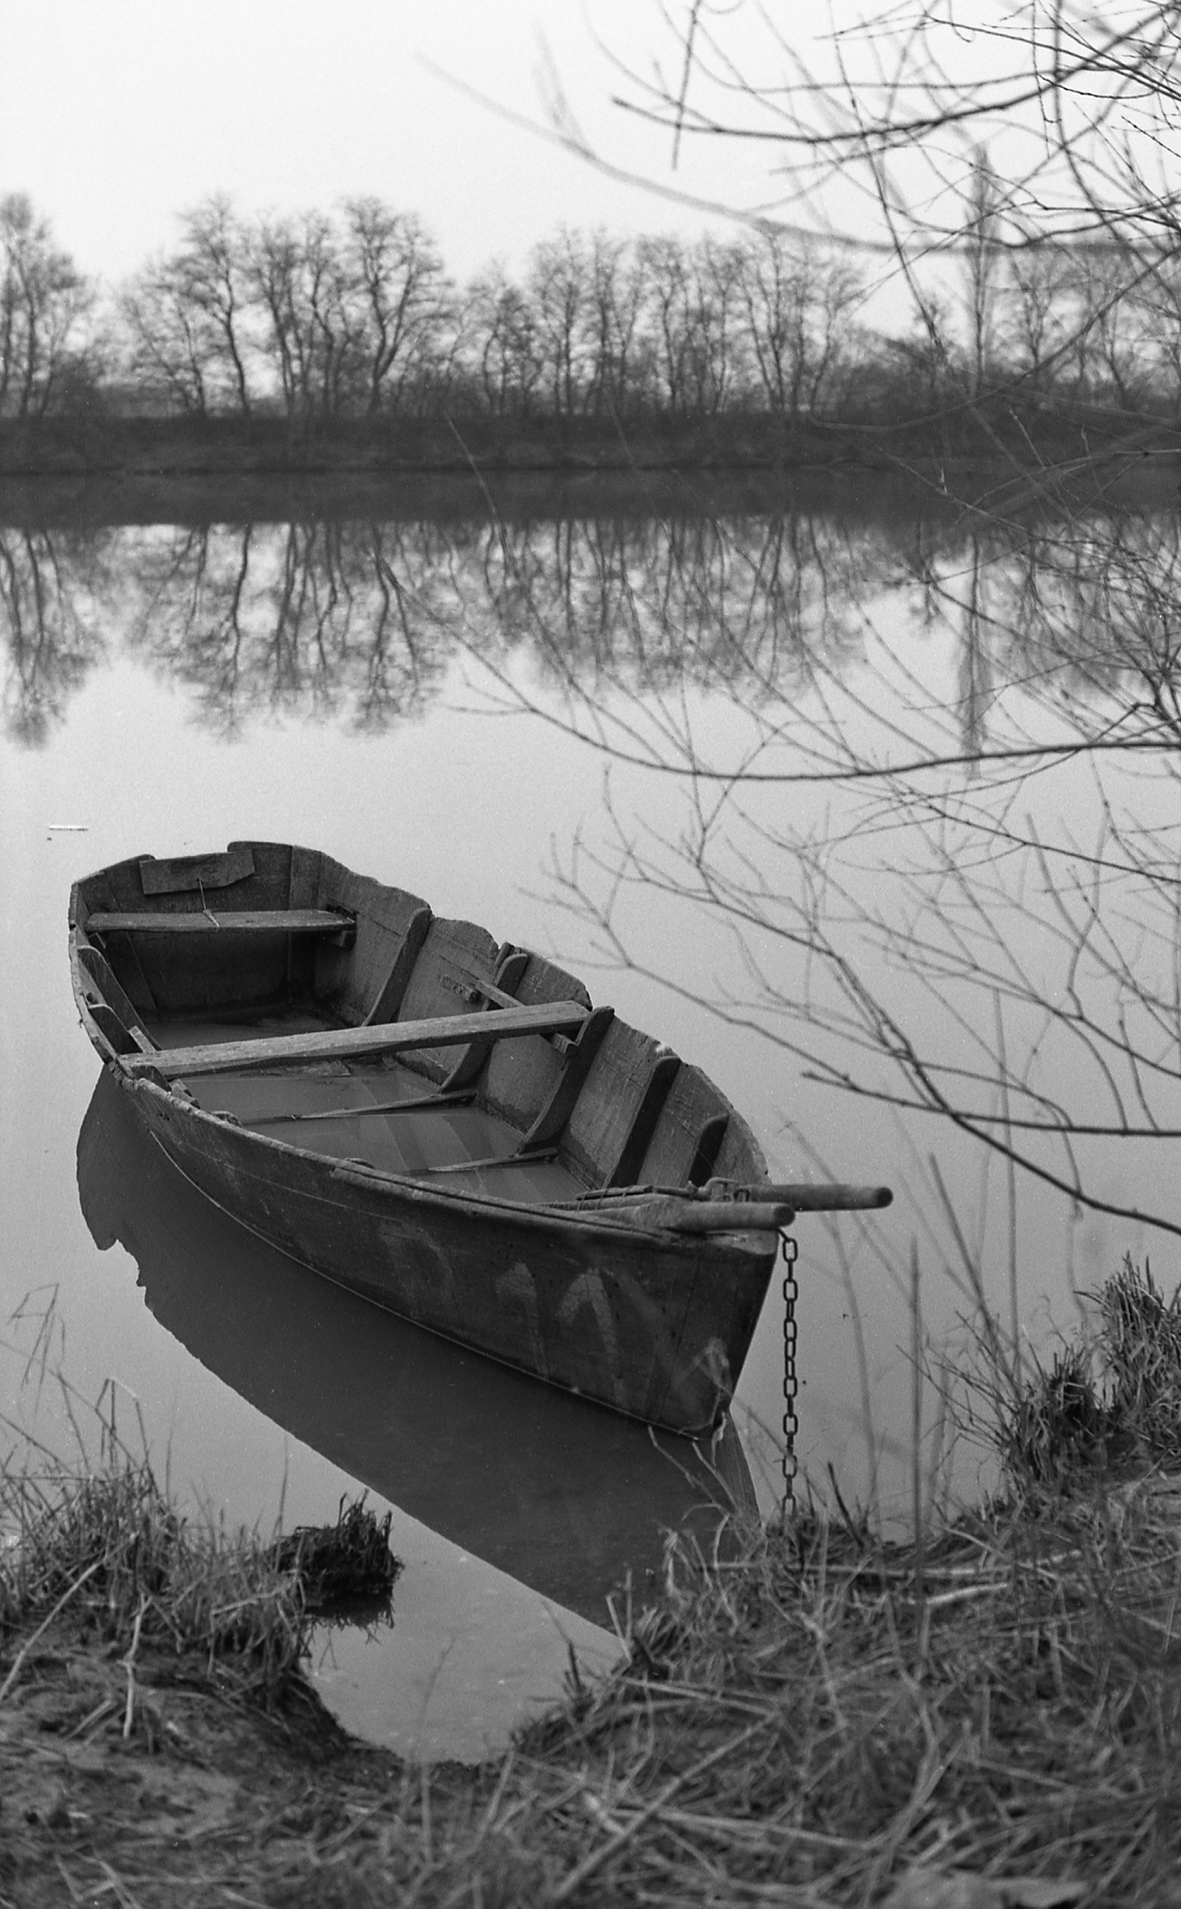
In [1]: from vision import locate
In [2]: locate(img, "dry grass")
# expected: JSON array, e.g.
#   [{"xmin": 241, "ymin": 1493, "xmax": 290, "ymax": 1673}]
[
  {"xmin": 3, "ymin": 1260, "xmax": 1181, "ymax": 1906},
  {"xmin": 0, "ymin": 1448, "xmax": 399, "ymax": 1705},
  {"xmin": 997, "ymin": 1255, "xmax": 1181, "ymax": 1489},
  {"xmin": 268, "ymin": 1498, "xmax": 401, "ymax": 1617}
]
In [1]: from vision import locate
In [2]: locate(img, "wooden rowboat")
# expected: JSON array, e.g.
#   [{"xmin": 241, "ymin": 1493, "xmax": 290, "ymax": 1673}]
[{"xmin": 69, "ymin": 841, "xmax": 891, "ymax": 1435}]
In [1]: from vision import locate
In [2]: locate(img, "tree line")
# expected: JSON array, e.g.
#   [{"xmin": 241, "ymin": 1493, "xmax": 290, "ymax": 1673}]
[{"xmin": 5, "ymin": 186, "xmax": 1181, "ymax": 437}]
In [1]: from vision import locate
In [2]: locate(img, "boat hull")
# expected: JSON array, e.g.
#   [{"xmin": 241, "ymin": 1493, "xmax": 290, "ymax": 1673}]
[{"xmin": 121, "ymin": 1071, "xmax": 776, "ymax": 1435}]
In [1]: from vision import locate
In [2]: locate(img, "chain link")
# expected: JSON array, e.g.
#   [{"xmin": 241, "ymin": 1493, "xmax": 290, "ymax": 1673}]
[{"xmin": 780, "ymin": 1230, "xmax": 800, "ymax": 1517}]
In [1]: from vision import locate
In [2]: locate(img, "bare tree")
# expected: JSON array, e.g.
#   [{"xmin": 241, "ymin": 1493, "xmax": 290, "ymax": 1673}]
[
  {"xmin": 527, "ymin": 228, "xmax": 592, "ymax": 420},
  {"xmin": 1132, "ymin": 253, "xmax": 1181, "ymax": 417},
  {"xmin": 734, "ymin": 231, "xmax": 862, "ymax": 424},
  {"xmin": 461, "ymin": 262, "xmax": 544, "ymax": 416},
  {"xmin": 246, "ymin": 211, "xmax": 362, "ymax": 422},
  {"xmin": 582, "ymin": 230, "xmax": 649, "ymax": 419},
  {"xmin": 635, "ymin": 233, "xmax": 744, "ymax": 417},
  {"xmin": 175, "ymin": 196, "xmax": 255, "ymax": 415},
  {"xmin": 120, "ymin": 261, "xmax": 217, "ymax": 415},
  {"xmin": 0, "ymin": 195, "xmax": 92, "ymax": 418},
  {"xmin": 121, "ymin": 198, "xmax": 257, "ymax": 416},
  {"xmin": 996, "ymin": 247, "xmax": 1078, "ymax": 402},
  {"xmin": 341, "ymin": 200, "xmax": 452, "ymax": 416}
]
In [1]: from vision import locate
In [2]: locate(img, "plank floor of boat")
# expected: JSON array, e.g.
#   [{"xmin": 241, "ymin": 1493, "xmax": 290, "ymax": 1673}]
[{"xmin": 147, "ymin": 1016, "xmax": 587, "ymax": 1205}]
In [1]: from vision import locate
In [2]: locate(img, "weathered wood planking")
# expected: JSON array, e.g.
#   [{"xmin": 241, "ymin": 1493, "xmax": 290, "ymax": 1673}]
[
  {"xmin": 703, "ymin": 1110, "xmax": 766, "ymax": 1187},
  {"xmin": 394, "ymin": 918, "xmax": 502, "ymax": 1081},
  {"xmin": 122, "ymin": 1000, "xmax": 591, "ymax": 1079},
  {"xmin": 561, "ymin": 1021, "xmax": 682, "ymax": 1186},
  {"xmin": 77, "ymin": 945, "xmax": 156, "ymax": 1049},
  {"xmin": 519, "ymin": 1004, "xmax": 616, "ymax": 1153},
  {"xmin": 637, "ymin": 1063, "xmax": 736, "ymax": 1187},
  {"xmin": 89, "ymin": 842, "xmax": 306, "ymax": 1014},
  {"xmin": 311, "ymin": 856, "xmax": 433, "ymax": 1026},
  {"xmin": 138, "ymin": 847, "xmax": 255, "ymax": 895},
  {"xmin": 482, "ymin": 953, "xmax": 593, "ymax": 1128},
  {"xmin": 438, "ymin": 948, "xmax": 531, "ymax": 1087}
]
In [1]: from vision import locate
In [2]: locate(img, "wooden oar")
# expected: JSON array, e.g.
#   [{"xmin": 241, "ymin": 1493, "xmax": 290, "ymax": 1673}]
[{"xmin": 572, "ymin": 1181, "xmax": 894, "ymax": 1214}]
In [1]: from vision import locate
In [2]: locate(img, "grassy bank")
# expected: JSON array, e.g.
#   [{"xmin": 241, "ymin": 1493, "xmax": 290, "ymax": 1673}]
[
  {"xmin": 0, "ymin": 412, "xmax": 892, "ymax": 482},
  {"xmin": 0, "ymin": 411, "xmax": 1173, "ymax": 535},
  {"xmin": 1, "ymin": 408, "xmax": 1174, "ymax": 486},
  {"xmin": 4, "ymin": 1261, "xmax": 1181, "ymax": 1907}
]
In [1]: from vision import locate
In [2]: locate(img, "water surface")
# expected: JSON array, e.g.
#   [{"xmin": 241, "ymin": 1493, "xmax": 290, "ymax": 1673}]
[{"xmin": 4, "ymin": 479, "xmax": 1173, "ymax": 1750}]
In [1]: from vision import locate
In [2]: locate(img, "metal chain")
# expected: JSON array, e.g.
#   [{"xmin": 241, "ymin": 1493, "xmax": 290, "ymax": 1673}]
[{"xmin": 780, "ymin": 1231, "xmax": 800, "ymax": 1516}]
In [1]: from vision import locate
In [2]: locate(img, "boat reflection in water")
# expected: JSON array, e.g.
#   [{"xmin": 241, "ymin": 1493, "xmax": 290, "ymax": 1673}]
[{"xmin": 77, "ymin": 1069, "xmax": 756, "ymax": 1630}]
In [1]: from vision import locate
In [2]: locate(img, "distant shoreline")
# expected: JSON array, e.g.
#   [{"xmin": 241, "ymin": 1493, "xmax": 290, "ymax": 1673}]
[
  {"xmin": 0, "ymin": 412, "xmax": 920, "ymax": 478},
  {"xmin": 0, "ymin": 414, "xmax": 1175, "ymax": 525}
]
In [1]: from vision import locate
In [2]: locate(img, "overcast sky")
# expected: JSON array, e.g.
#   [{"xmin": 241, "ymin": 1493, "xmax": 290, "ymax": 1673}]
[{"xmin": 0, "ymin": 2, "xmax": 782, "ymax": 287}]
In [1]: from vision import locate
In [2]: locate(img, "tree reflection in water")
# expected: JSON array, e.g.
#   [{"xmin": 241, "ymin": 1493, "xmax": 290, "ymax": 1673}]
[
  {"xmin": 0, "ymin": 497, "xmax": 915, "ymax": 743},
  {"xmin": 0, "ymin": 527, "xmax": 111, "ymax": 746}
]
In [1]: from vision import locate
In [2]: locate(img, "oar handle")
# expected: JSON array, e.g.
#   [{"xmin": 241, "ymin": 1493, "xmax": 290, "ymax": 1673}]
[{"xmin": 746, "ymin": 1183, "xmax": 893, "ymax": 1212}]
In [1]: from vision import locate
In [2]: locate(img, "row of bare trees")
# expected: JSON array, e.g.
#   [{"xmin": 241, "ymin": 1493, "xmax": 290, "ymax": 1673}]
[
  {"xmin": 0, "ymin": 188, "xmax": 867, "ymax": 425},
  {"xmin": 13, "ymin": 174, "xmax": 1181, "ymax": 429},
  {"xmin": 119, "ymin": 198, "xmax": 451, "ymax": 421},
  {"xmin": 118, "ymin": 201, "xmax": 869, "ymax": 424}
]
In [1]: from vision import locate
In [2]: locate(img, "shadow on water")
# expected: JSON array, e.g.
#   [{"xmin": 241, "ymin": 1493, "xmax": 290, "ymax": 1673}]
[{"xmin": 76, "ymin": 1069, "xmax": 755, "ymax": 1628}]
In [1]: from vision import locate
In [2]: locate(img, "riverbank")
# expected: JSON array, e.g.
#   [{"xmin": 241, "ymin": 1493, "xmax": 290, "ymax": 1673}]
[
  {"xmin": 5, "ymin": 1472, "xmax": 1178, "ymax": 1906},
  {"xmin": 4, "ymin": 1259, "xmax": 1180, "ymax": 1907},
  {"xmin": 1, "ymin": 408, "xmax": 1175, "ymax": 485},
  {"xmin": 0, "ymin": 412, "xmax": 949, "ymax": 480},
  {"xmin": 0, "ymin": 411, "xmax": 1174, "ymax": 531}
]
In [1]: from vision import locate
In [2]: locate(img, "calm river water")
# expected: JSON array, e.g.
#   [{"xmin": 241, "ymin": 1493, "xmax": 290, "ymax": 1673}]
[{"xmin": 2, "ymin": 477, "xmax": 1175, "ymax": 1755}]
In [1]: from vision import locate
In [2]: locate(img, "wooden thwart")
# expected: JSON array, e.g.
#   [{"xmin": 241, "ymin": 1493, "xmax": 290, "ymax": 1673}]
[
  {"xmin": 122, "ymin": 1000, "xmax": 591, "ymax": 1080},
  {"xmin": 87, "ymin": 909, "xmax": 353, "ymax": 937}
]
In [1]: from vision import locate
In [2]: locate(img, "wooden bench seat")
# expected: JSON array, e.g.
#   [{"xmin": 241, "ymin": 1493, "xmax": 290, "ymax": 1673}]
[
  {"xmin": 122, "ymin": 1001, "xmax": 591, "ymax": 1080},
  {"xmin": 86, "ymin": 909, "xmax": 353, "ymax": 937}
]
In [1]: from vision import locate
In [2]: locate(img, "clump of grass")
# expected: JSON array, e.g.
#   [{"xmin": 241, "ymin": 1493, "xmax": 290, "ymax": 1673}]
[
  {"xmin": 997, "ymin": 1341, "xmax": 1111, "ymax": 1483},
  {"xmin": 1, "ymin": 1452, "xmax": 309, "ymax": 1696},
  {"xmin": 267, "ymin": 1495, "xmax": 401, "ymax": 1614},
  {"xmin": 996, "ymin": 1255, "xmax": 1181, "ymax": 1492},
  {"xmin": 1100, "ymin": 1255, "xmax": 1181, "ymax": 1465}
]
